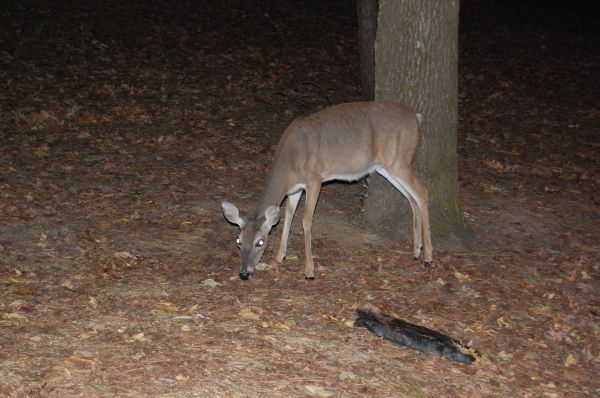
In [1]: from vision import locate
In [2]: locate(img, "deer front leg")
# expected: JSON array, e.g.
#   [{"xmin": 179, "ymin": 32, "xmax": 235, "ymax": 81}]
[
  {"xmin": 274, "ymin": 190, "xmax": 302, "ymax": 263},
  {"xmin": 302, "ymin": 183, "xmax": 321, "ymax": 280}
]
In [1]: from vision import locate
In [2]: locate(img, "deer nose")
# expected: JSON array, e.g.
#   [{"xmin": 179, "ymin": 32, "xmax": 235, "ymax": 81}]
[{"xmin": 239, "ymin": 271, "xmax": 252, "ymax": 280}]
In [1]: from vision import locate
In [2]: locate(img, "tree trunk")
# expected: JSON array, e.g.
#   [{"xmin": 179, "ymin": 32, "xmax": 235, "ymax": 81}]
[
  {"xmin": 364, "ymin": 0, "xmax": 472, "ymax": 250},
  {"xmin": 356, "ymin": 0, "xmax": 378, "ymax": 100}
]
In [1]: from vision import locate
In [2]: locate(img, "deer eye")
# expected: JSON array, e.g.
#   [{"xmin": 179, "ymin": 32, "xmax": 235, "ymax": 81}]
[
  {"xmin": 235, "ymin": 238, "xmax": 241, "ymax": 246},
  {"xmin": 256, "ymin": 239, "xmax": 265, "ymax": 248}
]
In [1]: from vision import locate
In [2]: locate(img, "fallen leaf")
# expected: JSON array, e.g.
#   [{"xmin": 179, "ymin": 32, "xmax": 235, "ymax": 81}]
[
  {"xmin": 581, "ymin": 270, "xmax": 591, "ymax": 280},
  {"xmin": 9, "ymin": 299, "xmax": 25, "ymax": 308},
  {"xmin": 8, "ymin": 276, "xmax": 26, "ymax": 284},
  {"xmin": 78, "ymin": 330, "xmax": 97, "ymax": 340},
  {"xmin": 521, "ymin": 282, "xmax": 535, "ymax": 290},
  {"xmin": 254, "ymin": 262, "xmax": 272, "ymax": 270},
  {"xmin": 339, "ymin": 371, "xmax": 357, "ymax": 381},
  {"xmin": 322, "ymin": 313, "xmax": 342, "ymax": 323},
  {"xmin": 483, "ymin": 184, "xmax": 502, "ymax": 193},
  {"xmin": 564, "ymin": 353, "xmax": 578, "ymax": 367},
  {"xmin": 113, "ymin": 251, "xmax": 136, "ymax": 259},
  {"xmin": 19, "ymin": 303, "xmax": 36, "ymax": 313},
  {"xmin": 305, "ymin": 385, "xmax": 334, "ymax": 397},
  {"xmin": 453, "ymin": 271, "xmax": 471, "ymax": 282},
  {"xmin": 154, "ymin": 301, "xmax": 179, "ymax": 315},
  {"xmin": 34, "ymin": 144, "xmax": 50, "ymax": 158},
  {"xmin": 3, "ymin": 312, "xmax": 28, "ymax": 321},
  {"xmin": 186, "ymin": 304, "xmax": 198, "ymax": 314},
  {"xmin": 496, "ymin": 316, "xmax": 512, "ymax": 329},
  {"xmin": 484, "ymin": 159, "xmax": 504, "ymax": 172},
  {"xmin": 343, "ymin": 319, "xmax": 355, "ymax": 328},
  {"xmin": 276, "ymin": 320, "xmax": 296, "ymax": 330},
  {"xmin": 239, "ymin": 308, "xmax": 260, "ymax": 320},
  {"xmin": 201, "ymin": 278, "xmax": 222, "ymax": 287},
  {"xmin": 65, "ymin": 352, "xmax": 95, "ymax": 367},
  {"xmin": 61, "ymin": 280, "xmax": 75, "ymax": 291},
  {"xmin": 132, "ymin": 332, "xmax": 148, "ymax": 342},
  {"xmin": 11, "ymin": 287, "xmax": 37, "ymax": 296}
]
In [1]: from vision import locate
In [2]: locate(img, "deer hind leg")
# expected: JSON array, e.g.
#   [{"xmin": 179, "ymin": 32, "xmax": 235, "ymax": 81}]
[
  {"xmin": 301, "ymin": 181, "xmax": 322, "ymax": 279},
  {"xmin": 377, "ymin": 167, "xmax": 432, "ymax": 265},
  {"xmin": 275, "ymin": 190, "xmax": 302, "ymax": 263},
  {"xmin": 406, "ymin": 175, "xmax": 432, "ymax": 265}
]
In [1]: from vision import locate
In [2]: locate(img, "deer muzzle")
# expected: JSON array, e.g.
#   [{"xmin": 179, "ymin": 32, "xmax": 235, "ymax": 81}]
[{"xmin": 239, "ymin": 270, "xmax": 252, "ymax": 280}]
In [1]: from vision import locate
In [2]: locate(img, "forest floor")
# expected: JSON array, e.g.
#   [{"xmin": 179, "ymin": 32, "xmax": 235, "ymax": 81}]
[{"xmin": 0, "ymin": 1, "xmax": 598, "ymax": 397}]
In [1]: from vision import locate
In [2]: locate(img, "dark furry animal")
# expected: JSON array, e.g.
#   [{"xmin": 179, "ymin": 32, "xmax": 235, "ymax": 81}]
[{"xmin": 354, "ymin": 310, "xmax": 478, "ymax": 364}]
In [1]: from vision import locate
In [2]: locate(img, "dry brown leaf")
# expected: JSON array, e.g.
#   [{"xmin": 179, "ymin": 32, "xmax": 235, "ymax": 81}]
[
  {"xmin": 154, "ymin": 301, "xmax": 179, "ymax": 315},
  {"xmin": 305, "ymin": 385, "xmax": 334, "ymax": 397},
  {"xmin": 520, "ymin": 282, "xmax": 535, "ymax": 290},
  {"xmin": 484, "ymin": 159, "xmax": 504, "ymax": 172},
  {"xmin": 65, "ymin": 352, "xmax": 96, "ymax": 368},
  {"xmin": 113, "ymin": 251, "xmax": 136, "ymax": 259},
  {"xmin": 186, "ymin": 304, "xmax": 199, "ymax": 314},
  {"xmin": 453, "ymin": 271, "xmax": 471, "ymax": 282},
  {"xmin": 201, "ymin": 278, "xmax": 222, "ymax": 287},
  {"xmin": 3, "ymin": 312, "xmax": 28, "ymax": 321},
  {"xmin": 483, "ymin": 184, "xmax": 502, "ymax": 193},
  {"xmin": 132, "ymin": 332, "xmax": 148, "ymax": 342},
  {"xmin": 496, "ymin": 316, "xmax": 512, "ymax": 329},
  {"xmin": 88, "ymin": 296, "xmax": 98, "ymax": 309},
  {"xmin": 564, "ymin": 353, "xmax": 578, "ymax": 367},
  {"xmin": 11, "ymin": 287, "xmax": 36, "ymax": 296},
  {"xmin": 7, "ymin": 275, "xmax": 26, "ymax": 284},
  {"xmin": 61, "ymin": 280, "xmax": 75, "ymax": 291},
  {"xmin": 239, "ymin": 308, "xmax": 260, "ymax": 320}
]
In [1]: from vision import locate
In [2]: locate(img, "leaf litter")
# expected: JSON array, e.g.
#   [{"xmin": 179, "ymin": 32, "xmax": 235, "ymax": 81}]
[{"xmin": 0, "ymin": 0, "xmax": 599, "ymax": 397}]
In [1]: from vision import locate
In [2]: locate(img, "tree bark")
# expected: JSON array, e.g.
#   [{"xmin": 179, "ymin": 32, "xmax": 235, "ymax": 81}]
[
  {"xmin": 356, "ymin": 0, "xmax": 378, "ymax": 100},
  {"xmin": 364, "ymin": 0, "xmax": 472, "ymax": 250}
]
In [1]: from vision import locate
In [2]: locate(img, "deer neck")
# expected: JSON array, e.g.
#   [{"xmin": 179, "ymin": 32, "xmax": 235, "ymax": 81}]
[{"xmin": 254, "ymin": 162, "xmax": 296, "ymax": 217}]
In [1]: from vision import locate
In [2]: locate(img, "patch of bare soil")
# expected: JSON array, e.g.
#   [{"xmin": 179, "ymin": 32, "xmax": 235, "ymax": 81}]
[{"xmin": 1, "ymin": 0, "xmax": 598, "ymax": 397}]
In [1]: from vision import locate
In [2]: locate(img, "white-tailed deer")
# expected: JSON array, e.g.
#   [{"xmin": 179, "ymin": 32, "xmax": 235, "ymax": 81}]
[{"xmin": 222, "ymin": 101, "xmax": 432, "ymax": 280}]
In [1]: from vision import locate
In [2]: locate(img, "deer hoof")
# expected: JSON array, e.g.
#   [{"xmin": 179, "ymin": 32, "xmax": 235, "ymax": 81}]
[
  {"xmin": 423, "ymin": 261, "xmax": 433, "ymax": 268},
  {"xmin": 305, "ymin": 276, "xmax": 315, "ymax": 280}
]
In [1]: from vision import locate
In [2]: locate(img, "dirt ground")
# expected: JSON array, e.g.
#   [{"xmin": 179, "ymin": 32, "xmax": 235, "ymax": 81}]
[{"xmin": 1, "ymin": 1, "xmax": 598, "ymax": 397}]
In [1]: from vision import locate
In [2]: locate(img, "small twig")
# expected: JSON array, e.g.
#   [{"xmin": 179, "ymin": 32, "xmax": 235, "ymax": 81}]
[
  {"xmin": 302, "ymin": 81, "xmax": 331, "ymax": 106},
  {"xmin": 275, "ymin": 90, "xmax": 312, "ymax": 107}
]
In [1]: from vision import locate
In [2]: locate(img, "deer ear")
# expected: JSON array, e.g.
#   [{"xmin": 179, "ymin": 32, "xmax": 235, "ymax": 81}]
[
  {"xmin": 264, "ymin": 205, "xmax": 280, "ymax": 227},
  {"xmin": 222, "ymin": 201, "xmax": 245, "ymax": 227}
]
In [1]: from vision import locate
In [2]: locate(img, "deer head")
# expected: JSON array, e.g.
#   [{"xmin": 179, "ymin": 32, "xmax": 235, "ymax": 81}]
[{"xmin": 221, "ymin": 201, "xmax": 280, "ymax": 280}]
